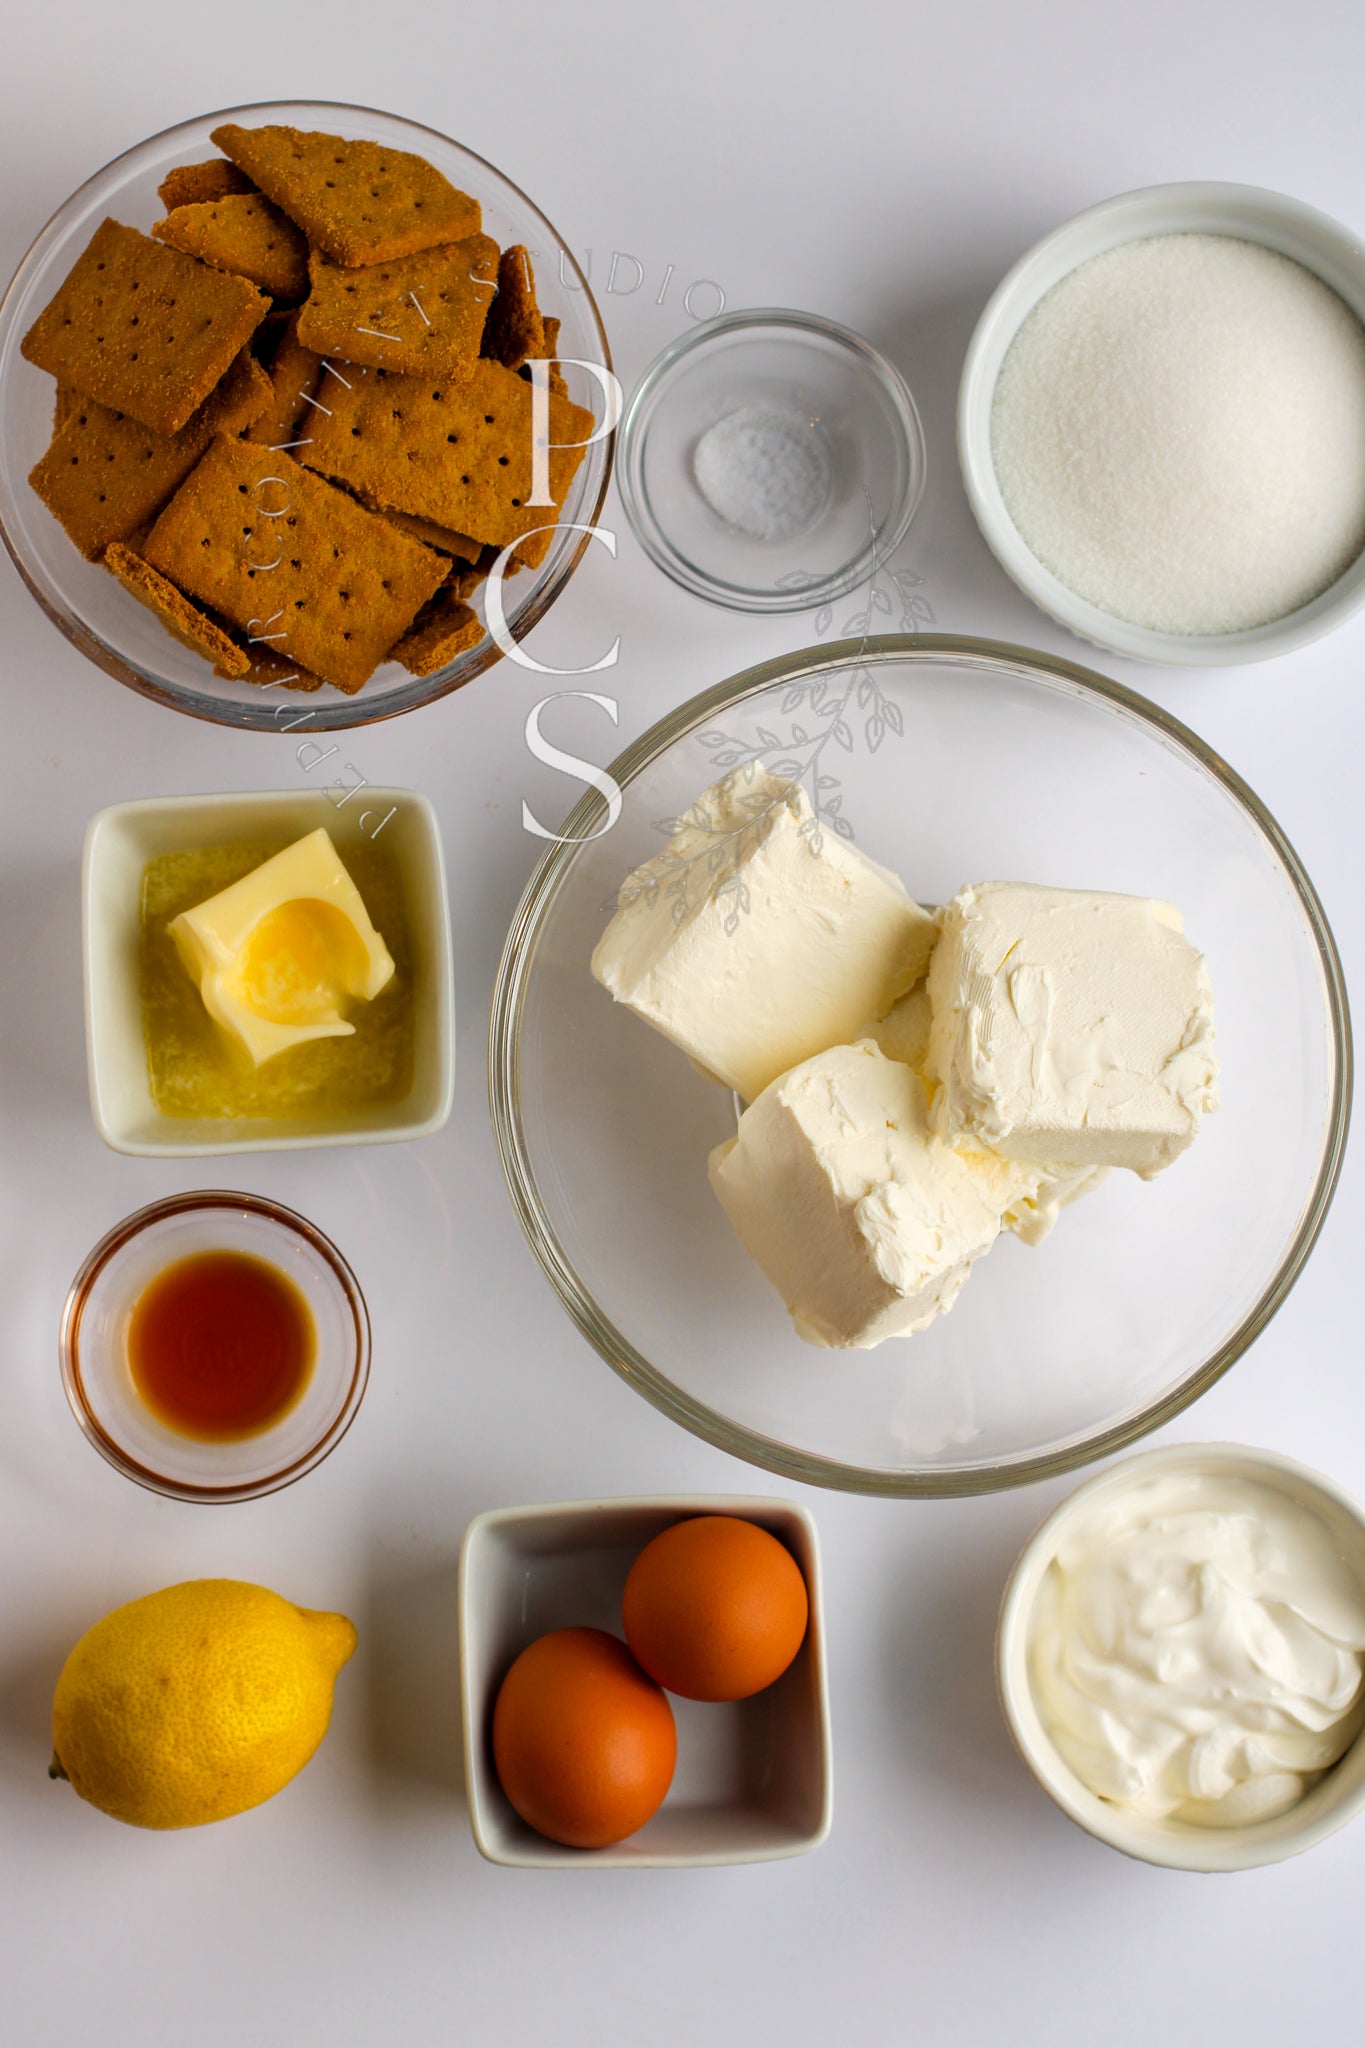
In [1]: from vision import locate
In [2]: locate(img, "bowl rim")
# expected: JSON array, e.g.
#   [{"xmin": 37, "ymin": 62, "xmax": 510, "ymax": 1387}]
[
  {"xmin": 457, "ymin": 1492, "xmax": 832, "ymax": 1868},
  {"xmin": 957, "ymin": 179, "xmax": 1365, "ymax": 666},
  {"xmin": 995, "ymin": 1440, "xmax": 1365, "ymax": 1869},
  {"xmin": 0, "ymin": 97, "xmax": 615, "ymax": 731},
  {"xmin": 59, "ymin": 1188, "xmax": 372, "ymax": 1503},
  {"xmin": 487, "ymin": 631, "xmax": 1353, "ymax": 1498},
  {"xmin": 616, "ymin": 305, "xmax": 926, "ymax": 613}
]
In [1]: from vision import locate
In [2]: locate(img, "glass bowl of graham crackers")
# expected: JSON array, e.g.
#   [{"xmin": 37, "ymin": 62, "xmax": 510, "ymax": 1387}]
[{"xmin": 0, "ymin": 100, "xmax": 614, "ymax": 729}]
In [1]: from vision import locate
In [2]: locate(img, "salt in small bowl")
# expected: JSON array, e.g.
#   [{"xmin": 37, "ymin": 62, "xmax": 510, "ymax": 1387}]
[{"xmin": 618, "ymin": 308, "xmax": 925, "ymax": 614}]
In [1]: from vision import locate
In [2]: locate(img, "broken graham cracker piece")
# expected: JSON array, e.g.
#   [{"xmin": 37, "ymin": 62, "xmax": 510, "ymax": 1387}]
[
  {"xmin": 244, "ymin": 313, "xmax": 326, "ymax": 450},
  {"xmin": 143, "ymin": 436, "xmax": 446, "ymax": 693},
  {"xmin": 103, "ymin": 541, "xmax": 251, "ymax": 675},
  {"xmin": 517, "ymin": 315, "xmax": 569, "ymax": 416},
  {"xmin": 217, "ymin": 640, "xmax": 323, "ymax": 692},
  {"xmin": 211, "ymin": 123, "xmax": 480, "ymax": 267},
  {"xmin": 53, "ymin": 383, "xmax": 83, "ymax": 433},
  {"xmin": 206, "ymin": 350, "xmax": 276, "ymax": 434},
  {"xmin": 21, "ymin": 218, "xmax": 269, "ymax": 434},
  {"xmin": 391, "ymin": 590, "xmax": 484, "ymax": 677},
  {"xmin": 539, "ymin": 316, "xmax": 570, "ymax": 400},
  {"xmin": 446, "ymin": 561, "xmax": 489, "ymax": 601},
  {"xmin": 300, "ymin": 357, "xmax": 595, "ymax": 548},
  {"xmin": 296, "ymin": 235, "xmax": 498, "ymax": 378},
  {"xmin": 482, "ymin": 245, "xmax": 545, "ymax": 371},
  {"xmin": 157, "ymin": 159, "xmax": 255, "ymax": 211},
  {"xmin": 29, "ymin": 349, "xmax": 272, "ymax": 559},
  {"xmin": 154, "ymin": 194, "xmax": 309, "ymax": 304},
  {"xmin": 510, "ymin": 526, "xmax": 556, "ymax": 571}
]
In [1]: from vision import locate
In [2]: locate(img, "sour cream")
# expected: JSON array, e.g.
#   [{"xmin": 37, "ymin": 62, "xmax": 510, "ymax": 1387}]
[{"xmin": 1029, "ymin": 1470, "xmax": 1365, "ymax": 1827}]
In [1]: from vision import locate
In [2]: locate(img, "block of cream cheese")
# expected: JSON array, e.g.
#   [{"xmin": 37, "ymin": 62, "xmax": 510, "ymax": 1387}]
[
  {"xmin": 169, "ymin": 828, "xmax": 395, "ymax": 1066},
  {"xmin": 859, "ymin": 986, "xmax": 1108, "ymax": 1246},
  {"xmin": 926, "ymin": 882, "xmax": 1218, "ymax": 1177},
  {"xmin": 592, "ymin": 767, "xmax": 937, "ymax": 1102},
  {"xmin": 708, "ymin": 1039, "xmax": 1047, "ymax": 1348}
]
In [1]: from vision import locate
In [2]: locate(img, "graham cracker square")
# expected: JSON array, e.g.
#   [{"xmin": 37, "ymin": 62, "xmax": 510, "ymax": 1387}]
[
  {"xmin": 21, "ymin": 218, "xmax": 268, "ymax": 434},
  {"xmin": 142, "ymin": 436, "xmax": 446, "ymax": 692},
  {"xmin": 154, "ymin": 194, "xmax": 310, "ymax": 304},
  {"xmin": 29, "ymin": 349, "xmax": 272, "ymax": 559},
  {"xmin": 296, "ymin": 234, "xmax": 497, "ymax": 378},
  {"xmin": 299, "ymin": 356, "xmax": 595, "ymax": 547},
  {"xmin": 211, "ymin": 123, "xmax": 481, "ymax": 267}
]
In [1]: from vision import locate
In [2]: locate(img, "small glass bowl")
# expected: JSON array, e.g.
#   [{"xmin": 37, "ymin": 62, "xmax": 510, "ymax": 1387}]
[
  {"xmin": 617, "ymin": 309, "xmax": 925, "ymax": 613},
  {"xmin": 0, "ymin": 100, "xmax": 614, "ymax": 730},
  {"xmin": 60, "ymin": 1191, "xmax": 370, "ymax": 1502}
]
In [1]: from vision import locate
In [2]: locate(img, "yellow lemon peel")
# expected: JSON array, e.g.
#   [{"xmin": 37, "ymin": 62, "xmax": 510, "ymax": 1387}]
[{"xmin": 51, "ymin": 1579, "xmax": 356, "ymax": 1829}]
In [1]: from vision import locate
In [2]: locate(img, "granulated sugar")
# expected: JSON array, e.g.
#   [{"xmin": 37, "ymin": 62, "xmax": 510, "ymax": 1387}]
[
  {"xmin": 693, "ymin": 402, "xmax": 832, "ymax": 542},
  {"xmin": 990, "ymin": 234, "xmax": 1365, "ymax": 635}
]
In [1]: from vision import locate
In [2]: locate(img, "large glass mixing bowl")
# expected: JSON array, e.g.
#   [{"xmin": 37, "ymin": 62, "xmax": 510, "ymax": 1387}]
[{"xmin": 489, "ymin": 637, "xmax": 1350, "ymax": 1495}]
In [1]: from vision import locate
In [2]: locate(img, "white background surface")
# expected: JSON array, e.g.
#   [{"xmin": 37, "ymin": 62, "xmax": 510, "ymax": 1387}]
[{"xmin": 2, "ymin": 2, "xmax": 1362, "ymax": 2041}]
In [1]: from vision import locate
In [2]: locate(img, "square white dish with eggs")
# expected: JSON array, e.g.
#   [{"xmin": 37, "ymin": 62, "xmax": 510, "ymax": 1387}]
[{"xmin": 457, "ymin": 1495, "xmax": 832, "ymax": 1869}]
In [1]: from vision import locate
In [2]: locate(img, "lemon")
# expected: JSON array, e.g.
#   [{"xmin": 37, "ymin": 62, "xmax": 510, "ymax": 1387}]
[{"xmin": 50, "ymin": 1579, "xmax": 357, "ymax": 1829}]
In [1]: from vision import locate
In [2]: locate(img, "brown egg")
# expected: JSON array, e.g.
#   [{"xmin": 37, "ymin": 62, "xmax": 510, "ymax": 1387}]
[
  {"xmin": 622, "ymin": 1515, "xmax": 810, "ymax": 1702},
  {"xmin": 491, "ymin": 1627, "xmax": 676, "ymax": 1849}
]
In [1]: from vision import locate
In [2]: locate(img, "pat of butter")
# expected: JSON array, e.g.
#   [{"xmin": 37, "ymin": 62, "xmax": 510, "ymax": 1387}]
[{"xmin": 168, "ymin": 829, "xmax": 395, "ymax": 1066}]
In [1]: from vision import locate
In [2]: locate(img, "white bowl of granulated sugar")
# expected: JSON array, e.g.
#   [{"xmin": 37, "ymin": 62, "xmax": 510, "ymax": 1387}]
[{"xmin": 958, "ymin": 182, "xmax": 1365, "ymax": 667}]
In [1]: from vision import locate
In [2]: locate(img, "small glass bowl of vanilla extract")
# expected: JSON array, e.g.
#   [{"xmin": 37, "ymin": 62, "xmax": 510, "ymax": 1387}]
[{"xmin": 60, "ymin": 1191, "xmax": 370, "ymax": 1502}]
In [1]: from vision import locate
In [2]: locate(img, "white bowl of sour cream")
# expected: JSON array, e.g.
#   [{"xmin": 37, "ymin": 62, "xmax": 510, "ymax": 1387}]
[{"xmin": 997, "ymin": 1443, "xmax": 1365, "ymax": 1870}]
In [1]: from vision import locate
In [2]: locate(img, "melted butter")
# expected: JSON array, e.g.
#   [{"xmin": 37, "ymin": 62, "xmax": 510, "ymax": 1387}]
[
  {"xmin": 140, "ymin": 839, "xmax": 415, "ymax": 1120},
  {"xmin": 237, "ymin": 899, "xmax": 374, "ymax": 1026}
]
